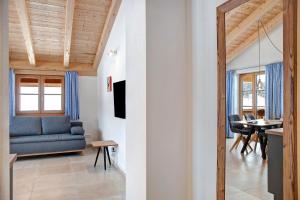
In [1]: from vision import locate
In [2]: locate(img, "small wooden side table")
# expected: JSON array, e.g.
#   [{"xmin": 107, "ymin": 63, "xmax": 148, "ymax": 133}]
[
  {"xmin": 9, "ymin": 154, "xmax": 17, "ymax": 200},
  {"xmin": 91, "ymin": 140, "xmax": 118, "ymax": 170}
]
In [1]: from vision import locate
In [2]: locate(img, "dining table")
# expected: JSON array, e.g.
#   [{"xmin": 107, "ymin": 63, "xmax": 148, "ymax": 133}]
[{"xmin": 232, "ymin": 119, "xmax": 283, "ymax": 159}]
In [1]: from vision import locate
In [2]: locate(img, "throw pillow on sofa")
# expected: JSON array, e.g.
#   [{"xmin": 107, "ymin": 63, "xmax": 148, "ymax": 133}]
[{"xmin": 71, "ymin": 126, "xmax": 85, "ymax": 135}]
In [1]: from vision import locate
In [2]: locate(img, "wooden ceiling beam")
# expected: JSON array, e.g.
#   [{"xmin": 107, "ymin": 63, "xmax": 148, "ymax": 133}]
[
  {"xmin": 226, "ymin": 0, "xmax": 280, "ymax": 45},
  {"xmin": 227, "ymin": 12, "xmax": 283, "ymax": 63},
  {"xmin": 14, "ymin": 69, "xmax": 97, "ymax": 76},
  {"xmin": 93, "ymin": 0, "xmax": 122, "ymax": 70},
  {"xmin": 14, "ymin": 0, "xmax": 36, "ymax": 65},
  {"xmin": 63, "ymin": 0, "xmax": 75, "ymax": 67},
  {"xmin": 14, "ymin": 70, "xmax": 66, "ymax": 76},
  {"xmin": 10, "ymin": 60, "xmax": 97, "ymax": 76},
  {"xmin": 10, "ymin": 60, "xmax": 92, "ymax": 71}
]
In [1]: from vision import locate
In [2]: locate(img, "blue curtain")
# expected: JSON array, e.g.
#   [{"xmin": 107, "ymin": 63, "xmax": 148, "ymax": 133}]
[
  {"xmin": 226, "ymin": 70, "xmax": 235, "ymax": 138},
  {"xmin": 9, "ymin": 69, "xmax": 15, "ymax": 119},
  {"xmin": 265, "ymin": 62, "xmax": 283, "ymax": 119},
  {"xmin": 65, "ymin": 71, "xmax": 80, "ymax": 120}
]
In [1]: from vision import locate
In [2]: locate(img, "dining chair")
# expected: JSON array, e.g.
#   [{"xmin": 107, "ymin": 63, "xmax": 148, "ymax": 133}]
[
  {"xmin": 244, "ymin": 113, "xmax": 256, "ymax": 121},
  {"xmin": 228, "ymin": 114, "xmax": 254, "ymax": 153},
  {"xmin": 257, "ymin": 109, "xmax": 265, "ymax": 119},
  {"xmin": 244, "ymin": 113, "xmax": 260, "ymax": 152}
]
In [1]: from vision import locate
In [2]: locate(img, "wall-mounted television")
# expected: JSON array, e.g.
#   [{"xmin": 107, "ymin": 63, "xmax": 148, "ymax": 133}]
[{"xmin": 113, "ymin": 80, "xmax": 126, "ymax": 119}]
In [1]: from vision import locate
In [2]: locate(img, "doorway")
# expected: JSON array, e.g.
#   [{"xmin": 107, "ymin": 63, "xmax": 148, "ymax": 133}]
[{"xmin": 216, "ymin": 0, "xmax": 298, "ymax": 199}]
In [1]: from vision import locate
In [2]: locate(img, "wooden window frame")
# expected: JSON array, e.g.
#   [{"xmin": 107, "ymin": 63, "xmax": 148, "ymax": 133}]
[
  {"xmin": 239, "ymin": 72, "xmax": 265, "ymax": 118},
  {"xmin": 16, "ymin": 74, "xmax": 41, "ymax": 115},
  {"xmin": 16, "ymin": 74, "xmax": 65, "ymax": 116},
  {"xmin": 217, "ymin": 0, "xmax": 298, "ymax": 200},
  {"xmin": 41, "ymin": 76, "xmax": 65, "ymax": 114}
]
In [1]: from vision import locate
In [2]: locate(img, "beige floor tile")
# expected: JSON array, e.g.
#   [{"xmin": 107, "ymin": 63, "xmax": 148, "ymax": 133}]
[
  {"xmin": 226, "ymin": 138, "xmax": 274, "ymax": 200},
  {"xmin": 77, "ymin": 182, "xmax": 124, "ymax": 200},
  {"xmin": 14, "ymin": 167, "xmax": 39, "ymax": 181},
  {"xmin": 14, "ymin": 180, "xmax": 34, "ymax": 196},
  {"xmin": 30, "ymin": 186, "xmax": 79, "ymax": 200},
  {"xmin": 38, "ymin": 164, "xmax": 72, "ymax": 176},
  {"xmin": 14, "ymin": 193, "xmax": 32, "ymax": 200},
  {"xmin": 14, "ymin": 148, "xmax": 125, "ymax": 200}
]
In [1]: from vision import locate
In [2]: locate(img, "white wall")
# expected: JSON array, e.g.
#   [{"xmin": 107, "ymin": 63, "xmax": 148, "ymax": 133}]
[
  {"xmin": 0, "ymin": 0, "xmax": 10, "ymax": 199},
  {"xmin": 228, "ymin": 24, "xmax": 283, "ymax": 70},
  {"xmin": 125, "ymin": 0, "xmax": 147, "ymax": 199},
  {"xmin": 145, "ymin": 0, "xmax": 191, "ymax": 199},
  {"xmin": 191, "ymin": 0, "xmax": 226, "ymax": 199},
  {"xmin": 100, "ymin": 0, "xmax": 278, "ymax": 199},
  {"xmin": 78, "ymin": 76, "xmax": 99, "ymax": 144},
  {"xmin": 97, "ymin": 2, "xmax": 126, "ymax": 172},
  {"xmin": 100, "ymin": 0, "xmax": 191, "ymax": 198},
  {"xmin": 124, "ymin": 0, "xmax": 220, "ymax": 199}
]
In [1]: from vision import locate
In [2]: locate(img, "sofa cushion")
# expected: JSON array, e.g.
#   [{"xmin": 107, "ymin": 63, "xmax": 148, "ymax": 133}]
[
  {"xmin": 42, "ymin": 116, "xmax": 71, "ymax": 134},
  {"xmin": 11, "ymin": 134, "xmax": 60, "ymax": 144},
  {"xmin": 57, "ymin": 134, "xmax": 85, "ymax": 141},
  {"xmin": 10, "ymin": 139, "xmax": 86, "ymax": 155},
  {"xmin": 10, "ymin": 117, "xmax": 42, "ymax": 137},
  {"xmin": 71, "ymin": 126, "xmax": 85, "ymax": 135},
  {"xmin": 10, "ymin": 134, "xmax": 85, "ymax": 144}
]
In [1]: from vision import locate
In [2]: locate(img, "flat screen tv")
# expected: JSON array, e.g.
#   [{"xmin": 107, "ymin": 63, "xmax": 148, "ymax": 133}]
[{"xmin": 113, "ymin": 80, "xmax": 126, "ymax": 119}]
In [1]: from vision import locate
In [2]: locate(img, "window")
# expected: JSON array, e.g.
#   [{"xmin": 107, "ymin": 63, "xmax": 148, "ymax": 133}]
[
  {"xmin": 256, "ymin": 74, "xmax": 265, "ymax": 109},
  {"xmin": 43, "ymin": 78, "xmax": 63, "ymax": 111},
  {"xmin": 16, "ymin": 75, "xmax": 65, "ymax": 115},
  {"xmin": 239, "ymin": 72, "xmax": 265, "ymax": 119},
  {"xmin": 241, "ymin": 75, "xmax": 253, "ymax": 111}
]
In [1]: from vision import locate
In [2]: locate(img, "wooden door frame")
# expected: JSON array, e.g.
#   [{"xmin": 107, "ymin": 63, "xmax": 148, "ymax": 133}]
[{"xmin": 216, "ymin": 0, "xmax": 298, "ymax": 199}]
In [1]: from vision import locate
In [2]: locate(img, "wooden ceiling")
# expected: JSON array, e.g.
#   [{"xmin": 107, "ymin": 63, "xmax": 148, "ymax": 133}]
[
  {"xmin": 9, "ymin": 0, "xmax": 121, "ymax": 76},
  {"xmin": 225, "ymin": 0, "xmax": 283, "ymax": 63}
]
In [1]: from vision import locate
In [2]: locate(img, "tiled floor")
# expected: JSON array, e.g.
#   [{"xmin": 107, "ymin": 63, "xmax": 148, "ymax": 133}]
[
  {"xmin": 225, "ymin": 137, "xmax": 274, "ymax": 200},
  {"xmin": 13, "ymin": 148, "xmax": 125, "ymax": 200},
  {"xmin": 13, "ymin": 139, "xmax": 274, "ymax": 200}
]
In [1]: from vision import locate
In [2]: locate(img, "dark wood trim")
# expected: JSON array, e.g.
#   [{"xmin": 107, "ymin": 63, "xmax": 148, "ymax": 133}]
[
  {"xmin": 297, "ymin": 0, "xmax": 300, "ymax": 195},
  {"xmin": 218, "ymin": 0, "xmax": 249, "ymax": 12},
  {"xmin": 217, "ymin": 0, "xmax": 298, "ymax": 199},
  {"xmin": 216, "ymin": 8, "xmax": 226, "ymax": 200},
  {"xmin": 283, "ymin": 0, "xmax": 298, "ymax": 199}
]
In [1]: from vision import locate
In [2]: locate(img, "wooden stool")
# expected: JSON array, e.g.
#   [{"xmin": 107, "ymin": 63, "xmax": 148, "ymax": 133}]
[{"xmin": 91, "ymin": 140, "xmax": 118, "ymax": 170}]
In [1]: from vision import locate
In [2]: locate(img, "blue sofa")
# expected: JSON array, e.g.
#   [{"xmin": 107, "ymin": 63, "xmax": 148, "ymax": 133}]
[{"xmin": 10, "ymin": 116, "xmax": 86, "ymax": 156}]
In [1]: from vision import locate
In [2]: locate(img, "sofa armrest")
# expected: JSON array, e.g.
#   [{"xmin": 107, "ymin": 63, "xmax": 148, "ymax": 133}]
[
  {"xmin": 71, "ymin": 126, "xmax": 85, "ymax": 135},
  {"xmin": 71, "ymin": 121, "xmax": 83, "ymax": 127}
]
